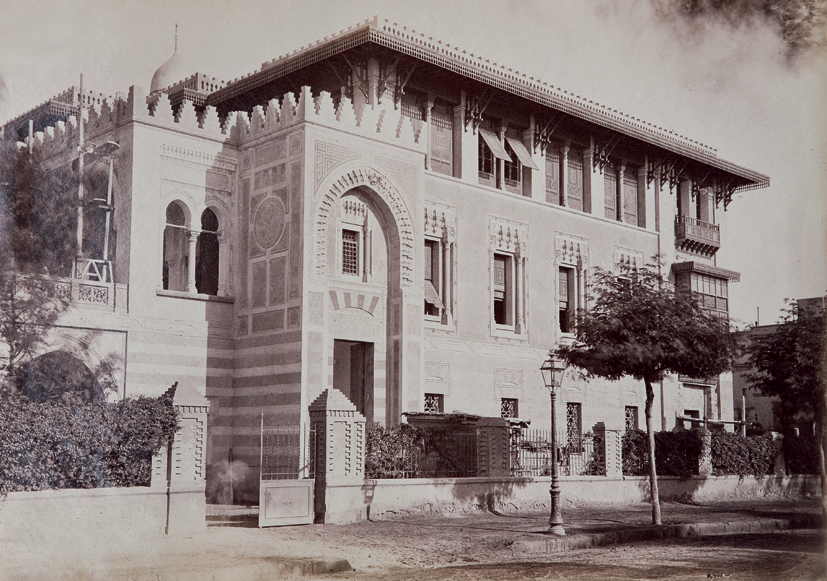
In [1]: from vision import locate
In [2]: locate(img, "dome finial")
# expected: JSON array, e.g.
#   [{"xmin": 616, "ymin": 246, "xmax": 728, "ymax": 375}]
[{"xmin": 149, "ymin": 23, "xmax": 188, "ymax": 94}]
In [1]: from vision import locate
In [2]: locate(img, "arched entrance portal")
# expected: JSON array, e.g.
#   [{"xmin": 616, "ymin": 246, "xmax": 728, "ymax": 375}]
[{"xmin": 311, "ymin": 168, "xmax": 416, "ymax": 426}]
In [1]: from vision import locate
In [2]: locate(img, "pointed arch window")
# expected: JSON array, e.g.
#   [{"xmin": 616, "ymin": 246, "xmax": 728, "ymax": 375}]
[
  {"xmin": 196, "ymin": 208, "xmax": 219, "ymax": 295},
  {"xmin": 163, "ymin": 202, "xmax": 189, "ymax": 292}
]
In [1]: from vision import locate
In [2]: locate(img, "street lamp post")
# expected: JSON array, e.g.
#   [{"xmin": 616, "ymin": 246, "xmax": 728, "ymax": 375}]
[{"xmin": 541, "ymin": 355, "xmax": 567, "ymax": 536}]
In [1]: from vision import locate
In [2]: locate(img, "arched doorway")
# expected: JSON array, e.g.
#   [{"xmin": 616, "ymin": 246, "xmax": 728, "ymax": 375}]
[
  {"xmin": 16, "ymin": 351, "xmax": 106, "ymax": 403},
  {"xmin": 310, "ymin": 168, "xmax": 416, "ymax": 426}
]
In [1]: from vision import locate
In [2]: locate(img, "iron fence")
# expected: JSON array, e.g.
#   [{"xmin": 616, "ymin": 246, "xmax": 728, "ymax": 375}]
[
  {"xmin": 364, "ymin": 426, "xmax": 478, "ymax": 479},
  {"xmin": 509, "ymin": 429, "xmax": 600, "ymax": 477}
]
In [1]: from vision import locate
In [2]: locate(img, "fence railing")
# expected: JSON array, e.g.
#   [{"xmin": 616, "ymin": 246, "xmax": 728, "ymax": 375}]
[
  {"xmin": 365, "ymin": 427, "xmax": 478, "ymax": 479},
  {"xmin": 509, "ymin": 429, "xmax": 600, "ymax": 477},
  {"xmin": 260, "ymin": 426, "xmax": 316, "ymax": 480}
]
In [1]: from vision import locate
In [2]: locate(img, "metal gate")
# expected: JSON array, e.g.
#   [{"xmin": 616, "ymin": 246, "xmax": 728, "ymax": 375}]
[{"xmin": 259, "ymin": 418, "xmax": 316, "ymax": 527}]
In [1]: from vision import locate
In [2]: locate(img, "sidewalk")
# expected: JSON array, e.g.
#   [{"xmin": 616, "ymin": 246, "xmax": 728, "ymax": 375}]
[{"xmin": 2, "ymin": 498, "xmax": 822, "ymax": 580}]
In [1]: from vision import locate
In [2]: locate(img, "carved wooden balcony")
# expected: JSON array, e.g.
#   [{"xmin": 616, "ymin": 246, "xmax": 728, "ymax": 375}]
[
  {"xmin": 675, "ymin": 216, "xmax": 720, "ymax": 257},
  {"xmin": 53, "ymin": 276, "xmax": 128, "ymax": 314}
]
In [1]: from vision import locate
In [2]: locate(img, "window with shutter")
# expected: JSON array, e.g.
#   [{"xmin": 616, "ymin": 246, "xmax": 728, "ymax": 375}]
[
  {"xmin": 604, "ymin": 165, "xmax": 617, "ymax": 220},
  {"xmin": 567, "ymin": 149, "xmax": 584, "ymax": 211},
  {"xmin": 546, "ymin": 150, "xmax": 561, "ymax": 204},
  {"xmin": 623, "ymin": 167, "xmax": 639, "ymax": 226}
]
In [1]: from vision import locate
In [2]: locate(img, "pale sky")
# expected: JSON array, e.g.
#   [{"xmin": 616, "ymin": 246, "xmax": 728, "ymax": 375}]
[{"xmin": 1, "ymin": 0, "xmax": 825, "ymax": 327}]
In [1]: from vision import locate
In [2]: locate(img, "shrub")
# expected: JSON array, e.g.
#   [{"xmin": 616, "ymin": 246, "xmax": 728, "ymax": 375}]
[
  {"xmin": 622, "ymin": 429, "xmax": 649, "ymax": 476},
  {"xmin": 622, "ymin": 429, "xmax": 704, "ymax": 478},
  {"xmin": 0, "ymin": 390, "xmax": 178, "ymax": 495},
  {"xmin": 364, "ymin": 422, "xmax": 478, "ymax": 479},
  {"xmin": 710, "ymin": 431, "xmax": 776, "ymax": 478},
  {"xmin": 783, "ymin": 434, "xmax": 820, "ymax": 475},
  {"xmin": 583, "ymin": 432, "xmax": 606, "ymax": 476},
  {"xmin": 655, "ymin": 430, "xmax": 703, "ymax": 478},
  {"xmin": 365, "ymin": 422, "xmax": 422, "ymax": 479}
]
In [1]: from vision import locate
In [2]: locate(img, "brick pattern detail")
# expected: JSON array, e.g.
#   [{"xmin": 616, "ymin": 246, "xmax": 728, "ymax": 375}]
[
  {"xmin": 315, "ymin": 141, "xmax": 360, "ymax": 186},
  {"xmin": 328, "ymin": 290, "xmax": 381, "ymax": 314}
]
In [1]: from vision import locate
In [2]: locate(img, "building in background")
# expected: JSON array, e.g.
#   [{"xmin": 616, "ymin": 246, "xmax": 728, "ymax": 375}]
[
  {"xmin": 1, "ymin": 16, "xmax": 768, "ymax": 501},
  {"xmin": 733, "ymin": 296, "xmax": 825, "ymax": 433}
]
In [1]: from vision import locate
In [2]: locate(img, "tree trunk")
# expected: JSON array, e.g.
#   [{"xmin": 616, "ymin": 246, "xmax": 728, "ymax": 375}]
[
  {"xmin": 819, "ymin": 415, "xmax": 827, "ymax": 518},
  {"xmin": 644, "ymin": 376, "xmax": 661, "ymax": 525}
]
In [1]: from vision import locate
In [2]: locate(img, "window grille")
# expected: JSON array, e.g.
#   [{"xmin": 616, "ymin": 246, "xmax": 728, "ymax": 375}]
[
  {"xmin": 424, "ymin": 393, "xmax": 444, "ymax": 413},
  {"xmin": 400, "ymin": 101, "xmax": 423, "ymax": 120},
  {"xmin": 625, "ymin": 406, "xmax": 638, "ymax": 432},
  {"xmin": 566, "ymin": 403, "xmax": 582, "ymax": 451},
  {"xmin": 342, "ymin": 230, "xmax": 359, "ymax": 275},
  {"xmin": 501, "ymin": 398, "xmax": 518, "ymax": 418},
  {"xmin": 679, "ymin": 272, "xmax": 728, "ymax": 318}
]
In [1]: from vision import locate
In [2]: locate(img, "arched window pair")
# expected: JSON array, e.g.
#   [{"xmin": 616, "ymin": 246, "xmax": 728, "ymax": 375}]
[{"xmin": 162, "ymin": 202, "xmax": 219, "ymax": 295}]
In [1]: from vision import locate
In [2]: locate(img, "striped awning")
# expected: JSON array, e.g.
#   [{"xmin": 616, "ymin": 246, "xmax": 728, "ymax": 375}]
[
  {"xmin": 505, "ymin": 136, "xmax": 539, "ymax": 170},
  {"xmin": 424, "ymin": 281, "xmax": 444, "ymax": 308}
]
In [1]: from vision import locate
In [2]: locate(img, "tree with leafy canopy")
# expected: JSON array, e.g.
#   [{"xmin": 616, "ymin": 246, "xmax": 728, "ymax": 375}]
[
  {"xmin": 746, "ymin": 299, "xmax": 826, "ymax": 510},
  {"xmin": 0, "ymin": 139, "xmax": 78, "ymax": 390},
  {"xmin": 555, "ymin": 263, "xmax": 735, "ymax": 525}
]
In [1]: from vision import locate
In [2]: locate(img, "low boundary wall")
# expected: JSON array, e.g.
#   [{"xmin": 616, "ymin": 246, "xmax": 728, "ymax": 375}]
[
  {"xmin": 334, "ymin": 474, "xmax": 821, "ymax": 519},
  {"xmin": 0, "ymin": 485, "xmax": 205, "ymax": 542}
]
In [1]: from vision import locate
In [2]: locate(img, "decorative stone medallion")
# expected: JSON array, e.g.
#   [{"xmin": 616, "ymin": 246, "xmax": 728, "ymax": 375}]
[{"xmin": 253, "ymin": 197, "xmax": 285, "ymax": 249}]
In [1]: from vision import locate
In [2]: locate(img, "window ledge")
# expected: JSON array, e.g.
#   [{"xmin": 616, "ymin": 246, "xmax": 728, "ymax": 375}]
[
  {"xmin": 156, "ymin": 289, "xmax": 235, "ymax": 303},
  {"xmin": 491, "ymin": 325, "xmax": 526, "ymax": 341}
]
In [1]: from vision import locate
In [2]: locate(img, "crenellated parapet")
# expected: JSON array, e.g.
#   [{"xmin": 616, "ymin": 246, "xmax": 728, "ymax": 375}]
[
  {"xmin": 26, "ymin": 80, "xmax": 425, "ymax": 157},
  {"xmin": 225, "ymin": 86, "xmax": 419, "ymax": 149}
]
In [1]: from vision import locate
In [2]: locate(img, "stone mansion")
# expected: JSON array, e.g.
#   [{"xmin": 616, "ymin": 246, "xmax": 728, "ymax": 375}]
[{"xmin": 1, "ymin": 17, "xmax": 768, "ymax": 500}]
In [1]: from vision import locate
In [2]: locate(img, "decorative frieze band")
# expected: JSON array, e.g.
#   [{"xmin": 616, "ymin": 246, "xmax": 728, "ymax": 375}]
[
  {"xmin": 612, "ymin": 247, "xmax": 645, "ymax": 271},
  {"xmin": 160, "ymin": 144, "xmax": 237, "ymax": 171},
  {"xmin": 423, "ymin": 202, "xmax": 457, "ymax": 241},
  {"xmin": 555, "ymin": 233, "xmax": 588, "ymax": 268},
  {"xmin": 488, "ymin": 217, "xmax": 527, "ymax": 255}
]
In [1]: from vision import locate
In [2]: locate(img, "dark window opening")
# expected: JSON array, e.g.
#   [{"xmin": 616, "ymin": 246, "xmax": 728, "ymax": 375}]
[
  {"xmin": 503, "ymin": 141, "xmax": 522, "ymax": 190},
  {"xmin": 195, "ymin": 208, "xmax": 219, "ymax": 295},
  {"xmin": 559, "ymin": 267, "xmax": 574, "ymax": 333},
  {"xmin": 163, "ymin": 202, "xmax": 188, "ymax": 291},
  {"xmin": 478, "ymin": 134, "xmax": 495, "ymax": 176},
  {"xmin": 424, "ymin": 239, "xmax": 441, "ymax": 317},
  {"xmin": 493, "ymin": 253, "xmax": 513, "ymax": 326}
]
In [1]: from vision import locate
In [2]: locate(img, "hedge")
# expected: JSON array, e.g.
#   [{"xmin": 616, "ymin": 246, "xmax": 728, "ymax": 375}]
[
  {"xmin": 710, "ymin": 431, "xmax": 775, "ymax": 478},
  {"xmin": 623, "ymin": 429, "xmax": 782, "ymax": 479},
  {"xmin": 622, "ymin": 429, "xmax": 703, "ymax": 478},
  {"xmin": 0, "ymin": 391, "xmax": 178, "ymax": 495}
]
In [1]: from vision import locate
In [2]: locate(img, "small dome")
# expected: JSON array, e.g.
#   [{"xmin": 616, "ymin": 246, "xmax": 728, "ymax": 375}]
[{"xmin": 150, "ymin": 49, "xmax": 188, "ymax": 94}]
